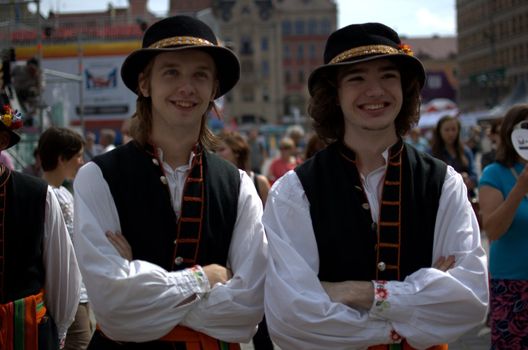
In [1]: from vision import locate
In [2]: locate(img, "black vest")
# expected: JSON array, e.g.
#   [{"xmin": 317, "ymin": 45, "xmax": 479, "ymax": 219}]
[
  {"xmin": 93, "ymin": 142, "xmax": 240, "ymax": 271},
  {"xmin": 296, "ymin": 142, "xmax": 446, "ymax": 282},
  {"xmin": 1, "ymin": 170, "xmax": 47, "ymax": 303}
]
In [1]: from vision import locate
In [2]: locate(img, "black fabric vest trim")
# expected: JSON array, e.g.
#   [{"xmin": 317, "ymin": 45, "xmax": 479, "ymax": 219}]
[
  {"xmin": 0, "ymin": 169, "xmax": 47, "ymax": 303},
  {"xmin": 295, "ymin": 142, "xmax": 447, "ymax": 282},
  {"xmin": 93, "ymin": 141, "xmax": 240, "ymax": 271}
]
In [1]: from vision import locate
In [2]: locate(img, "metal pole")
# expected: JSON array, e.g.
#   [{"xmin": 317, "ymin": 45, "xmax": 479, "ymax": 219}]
[
  {"xmin": 78, "ymin": 33, "xmax": 84, "ymax": 133},
  {"xmin": 36, "ymin": 0, "xmax": 43, "ymax": 133}
]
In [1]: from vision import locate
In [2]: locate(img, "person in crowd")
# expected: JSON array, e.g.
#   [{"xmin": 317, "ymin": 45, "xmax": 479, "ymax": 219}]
[
  {"xmin": 405, "ymin": 126, "xmax": 428, "ymax": 152},
  {"xmin": 82, "ymin": 131, "xmax": 102, "ymax": 162},
  {"xmin": 481, "ymin": 118, "xmax": 503, "ymax": 172},
  {"xmin": 304, "ymin": 132, "xmax": 326, "ymax": 160},
  {"xmin": 262, "ymin": 22, "xmax": 489, "ymax": 349},
  {"xmin": 99, "ymin": 128, "xmax": 116, "ymax": 153},
  {"xmin": 12, "ymin": 57, "xmax": 42, "ymax": 120},
  {"xmin": 0, "ymin": 105, "xmax": 81, "ymax": 349},
  {"xmin": 478, "ymin": 104, "xmax": 528, "ymax": 350},
  {"xmin": 430, "ymin": 115, "xmax": 478, "ymax": 198},
  {"xmin": 73, "ymin": 15, "xmax": 267, "ymax": 350},
  {"xmin": 285, "ymin": 124, "xmax": 306, "ymax": 162},
  {"xmin": 267, "ymin": 136, "xmax": 298, "ymax": 184},
  {"xmin": 217, "ymin": 130, "xmax": 270, "ymax": 206},
  {"xmin": 216, "ymin": 130, "xmax": 272, "ymax": 349},
  {"xmin": 22, "ymin": 147, "xmax": 43, "ymax": 177},
  {"xmin": 247, "ymin": 127, "xmax": 266, "ymax": 174},
  {"xmin": 38, "ymin": 126, "xmax": 91, "ymax": 350}
]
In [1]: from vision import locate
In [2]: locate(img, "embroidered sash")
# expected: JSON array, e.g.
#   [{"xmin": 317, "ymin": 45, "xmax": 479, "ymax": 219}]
[
  {"xmin": 368, "ymin": 342, "xmax": 448, "ymax": 350},
  {"xmin": 147, "ymin": 144, "xmax": 206, "ymax": 270},
  {"xmin": 0, "ymin": 291, "xmax": 46, "ymax": 350}
]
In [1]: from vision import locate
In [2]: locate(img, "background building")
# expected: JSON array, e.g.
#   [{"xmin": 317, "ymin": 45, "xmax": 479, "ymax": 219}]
[{"xmin": 457, "ymin": 0, "xmax": 528, "ymax": 112}]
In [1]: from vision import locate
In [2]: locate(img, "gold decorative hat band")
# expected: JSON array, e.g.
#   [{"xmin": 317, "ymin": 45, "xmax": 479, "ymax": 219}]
[
  {"xmin": 329, "ymin": 44, "xmax": 414, "ymax": 64},
  {"xmin": 148, "ymin": 36, "xmax": 215, "ymax": 49}
]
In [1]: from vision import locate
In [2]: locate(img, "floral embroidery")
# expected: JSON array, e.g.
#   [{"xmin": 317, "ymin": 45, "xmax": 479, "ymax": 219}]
[
  {"xmin": 374, "ymin": 280, "xmax": 391, "ymax": 310},
  {"xmin": 0, "ymin": 105, "xmax": 23, "ymax": 129},
  {"xmin": 190, "ymin": 265, "xmax": 206, "ymax": 285},
  {"xmin": 390, "ymin": 329, "xmax": 403, "ymax": 343}
]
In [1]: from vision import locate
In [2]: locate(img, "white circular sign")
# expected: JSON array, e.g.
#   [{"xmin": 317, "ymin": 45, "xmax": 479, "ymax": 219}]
[{"xmin": 511, "ymin": 125, "xmax": 528, "ymax": 161}]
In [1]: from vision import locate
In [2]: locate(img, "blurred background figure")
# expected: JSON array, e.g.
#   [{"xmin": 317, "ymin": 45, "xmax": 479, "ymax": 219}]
[
  {"xmin": 12, "ymin": 57, "xmax": 43, "ymax": 124},
  {"xmin": 481, "ymin": 118, "xmax": 503, "ymax": 172},
  {"xmin": 99, "ymin": 128, "xmax": 116, "ymax": 153},
  {"xmin": 0, "ymin": 148, "xmax": 14, "ymax": 170},
  {"xmin": 478, "ymin": 104, "xmax": 528, "ymax": 350},
  {"xmin": 83, "ymin": 131, "xmax": 102, "ymax": 162},
  {"xmin": 247, "ymin": 127, "xmax": 267, "ymax": 174},
  {"xmin": 217, "ymin": 130, "xmax": 270, "ymax": 206},
  {"xmin": 22, "ymin": 147, "xmax": 43, "ymax": 177},
  {"xmin": 303, "ymin": 132, "xmax": 326, "ymax": 160},
  {"xmin": 38, "ymin": 126, "xmax": 91, "ymax": 350},
  {"xmin": 121, "ymin": 117, "xmax": 133, "ymax": 144},
  {"xmin": 285, "ymin": 124, "xmax": 305, "ymax": 162},
  {"xmin": 405, "ymin": 126, "xmax": 429, "ymax": 153},
  {"xmin": 267, "ymin": 136, "xmax": 299, "ymax": 185},
  {"xmin": 430, "ymin": 115, "xmax": 477, "ymax": 199}
]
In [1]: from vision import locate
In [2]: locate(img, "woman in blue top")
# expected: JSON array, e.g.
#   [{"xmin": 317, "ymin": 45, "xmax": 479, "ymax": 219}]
[
  {"xmin": 479, "ymin": 104, "xmax": 528, "ymax": 350},
  {"xmin": 430, "ymin": 115, "xmax": 478, "ymax": 199}
]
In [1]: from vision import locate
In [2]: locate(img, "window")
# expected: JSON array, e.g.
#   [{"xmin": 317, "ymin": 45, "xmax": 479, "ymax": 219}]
[
  {"xmin": 261, "ymin": 37, "xmax": 269, "ymax": 51},
  {"xmin": 295, "ymin": 20, "xmax": 305, "ymax": 35},
  {"xmin": 297, "ymin": 44, "xmax": 304, "ymax": 60},
  {"xmin": 283, "ymin": 44, "xmax": 291, "ymax": 59},
  {"xmin": 308, "ymin": 19, "xmax": 317, "ymax": 34},
  {"xmin": 261, "ymin": 60, "xmax": 269, "ymax": 78},
  {"xmin": 282, "ymin": 20, "xmax": 292, "ymax": 35}
]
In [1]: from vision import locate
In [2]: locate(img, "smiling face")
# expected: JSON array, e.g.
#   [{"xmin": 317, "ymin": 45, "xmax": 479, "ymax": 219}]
[
  {"xmin": 138, "ymin": 50, "xmax": 218, "ymax": 137},
  {"xmin": 337, "ymin": 58, "xmax": 403, "ymax": 139}
]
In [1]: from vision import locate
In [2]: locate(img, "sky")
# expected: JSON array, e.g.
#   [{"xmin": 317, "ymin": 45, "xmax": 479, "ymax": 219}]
[{"xmin": 31, "ymin": 0, "xmax": 456, "ymax": 37}]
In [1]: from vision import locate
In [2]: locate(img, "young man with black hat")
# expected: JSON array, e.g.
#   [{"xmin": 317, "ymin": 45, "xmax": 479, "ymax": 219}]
[
  {"xmin": 263, "ymin": 23, "xmax": 489, "ymax": 349},
  {"xmin": 0, "ymin": 106, "xmax": 81, "ymax": 349},
  {"xmin": 73, "ymin": 15, "xmax": 267, "ymax": 349}
]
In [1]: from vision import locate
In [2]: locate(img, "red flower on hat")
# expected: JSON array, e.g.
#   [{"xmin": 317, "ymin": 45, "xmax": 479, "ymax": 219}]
[
  {"xmin": 398, "ymin": 43, "xmax": 414, "ymax": 56},
  {"xmin": 1, "ymin": 105, "xmax": 24, "ymax": 130}
]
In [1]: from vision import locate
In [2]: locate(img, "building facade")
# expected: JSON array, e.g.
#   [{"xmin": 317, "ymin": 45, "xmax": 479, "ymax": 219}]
[{"xmin": 457, "ymin": 0, "xmax": 528, "ymax": 111}]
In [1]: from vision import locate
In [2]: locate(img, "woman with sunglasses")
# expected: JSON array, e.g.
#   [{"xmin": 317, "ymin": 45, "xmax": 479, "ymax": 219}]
[{"xmin": 479, "ymin": 104, "xmax": 528, "ymax": 350}]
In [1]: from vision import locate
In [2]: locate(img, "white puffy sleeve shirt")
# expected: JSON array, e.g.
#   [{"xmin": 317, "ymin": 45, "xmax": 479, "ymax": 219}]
[
  {"xmin": 43, "ymin": 186, "xmax": 81, "ymax": 340},
  {"xmin": 263, "ymin": 166, "xmax": 489, "ymax": 350},
  {"xmin": 73, "ymin": 158, "xmax": 267, "ymax": 343}
]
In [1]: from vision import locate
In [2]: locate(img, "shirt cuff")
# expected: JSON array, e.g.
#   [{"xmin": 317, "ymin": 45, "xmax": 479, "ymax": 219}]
[
  {"xmin": 177, "ymin": 265, "xmax": 211, "ymax": 296},
  {"xmin": 371, "ymin": 281, "xmax": 404, "ymax": 344}
]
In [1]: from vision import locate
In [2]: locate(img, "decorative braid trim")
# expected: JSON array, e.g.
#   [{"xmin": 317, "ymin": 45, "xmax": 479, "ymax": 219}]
[{"xmin": 148, "ymin": 36, "xmax": 215, "ymax": 49}]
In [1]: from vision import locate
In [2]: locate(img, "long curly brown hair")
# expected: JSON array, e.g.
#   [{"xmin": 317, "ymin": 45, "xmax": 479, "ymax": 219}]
[{"xmin": 308, "ymin": 58, "xmax": 422, "ymax": 144}]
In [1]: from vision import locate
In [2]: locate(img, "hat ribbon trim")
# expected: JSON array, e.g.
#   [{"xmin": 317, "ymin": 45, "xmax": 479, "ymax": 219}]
[
  {"xmin": 148, "ymin": 36, "xmax": 215, "ymax": 49},
  {"xmin": 329, "ymin": 44, "xmax": 412, "ymax": 64}
]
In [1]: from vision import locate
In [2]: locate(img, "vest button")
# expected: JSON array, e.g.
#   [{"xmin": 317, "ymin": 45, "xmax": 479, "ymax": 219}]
[
  {"xmin": 354, "ymin": 185, "xmax": 362, "ymax": 191},
  {"xmin": 160, "ymin": 176, "xmax": 168, "ymax": 184},
  {"xmin": 174, "ymin": 256, "xmax": 184, "ymax": 265},
  {"xmin": 152, "ymin": 158, "xmax": 159, "ymax": 166},
  {"xmin": 362, "ymin": 202, "xmax": 370, "ymax": 210},
  {"xmin": 377, "ymin": 261, "xmax": 386, "ymax": 271}
]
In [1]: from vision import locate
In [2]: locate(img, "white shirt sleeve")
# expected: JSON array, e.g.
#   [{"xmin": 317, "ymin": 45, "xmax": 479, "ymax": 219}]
[
  {"xmin": 181, "ymin": 171, "xmax": 267, "ymax": 343},
  {"xmin": 370, "ymin": 166, "xmax": 489, "ymax": 348},
  {"xmin": 43, "ymin": 186, "xmax": 81, "ymax": 340},
  {"xmin": 263, "ymin": 171, "xmax": 392, "ymax": 350},
  {"xmin": 73, "ymin": 163, "xmax": 266, "ymax": 342},
  {"xmin": 263, "ymin": 167, "xmax": 489, "ymax": 350}
]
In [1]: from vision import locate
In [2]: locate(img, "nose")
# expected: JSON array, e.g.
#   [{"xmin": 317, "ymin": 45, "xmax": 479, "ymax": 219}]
[
  {"xmin": 364, "ymin": 79, "xmax": 384, "ymax": 97},
  {"xmin": 176, "ymin": 76, "xmax": 195, "ymax": 96}
]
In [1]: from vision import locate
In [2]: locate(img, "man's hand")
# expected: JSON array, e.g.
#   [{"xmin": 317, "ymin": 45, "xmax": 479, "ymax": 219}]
[
  {"xmin": 106, "ymin": 230, "xmax": 133, "ymax": 260},
  {"xmin": 202, "ymin": 264, "xmax": 232, "ymax": 288},
  {"xmin": 320, "ymin": 280, "xmax": 374, "ymax": 310},
  {"xmin": 433, "ymin": 255, "xmax": 456, "ymax": 271}
]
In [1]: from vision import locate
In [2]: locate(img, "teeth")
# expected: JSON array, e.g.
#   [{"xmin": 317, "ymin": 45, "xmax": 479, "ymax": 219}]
[
  {"xmin": 364, "ymin": 104, "xmax": 384, "ymax": 110},
  {"xmin": 174, "ymin": 101, "xmax": 193, "ymax": 108}
]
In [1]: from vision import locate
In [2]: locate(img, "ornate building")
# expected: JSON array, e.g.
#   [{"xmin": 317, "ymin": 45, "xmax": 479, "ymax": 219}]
[{"xmin": 457, "ymin": 0, "xmax": 528, "ymax": 111}]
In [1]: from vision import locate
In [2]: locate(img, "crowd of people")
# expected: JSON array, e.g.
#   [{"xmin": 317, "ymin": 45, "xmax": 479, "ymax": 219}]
[{"xmin": 1, "ymin": 14, "xmax": 526, "ymax": 350}]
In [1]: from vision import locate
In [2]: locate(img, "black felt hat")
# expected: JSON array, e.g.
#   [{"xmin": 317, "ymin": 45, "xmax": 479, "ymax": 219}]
[
  {"xmin": 121, "ymin": 15, "xmax": 240, "ymax": 98},
  {"xmin": 308, "ymin": 22, "xmax": 426, "ymax": 96}
]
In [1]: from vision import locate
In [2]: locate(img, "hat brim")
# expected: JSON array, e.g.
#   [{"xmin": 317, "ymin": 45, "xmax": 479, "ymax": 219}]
[
  {"xmin": 121, "ymin": 45, "xmax": 240, "ymax": 99},
  {"xmin": 0, "ymin": 122, "xmax": 20, "ymax": 149},
  {"xmin": 308, "ymin": 54, "xmax": 425, "ymax": 96}
]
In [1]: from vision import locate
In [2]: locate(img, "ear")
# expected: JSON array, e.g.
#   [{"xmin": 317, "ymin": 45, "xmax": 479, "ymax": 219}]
[
  {"xmin": 0, "ymin": 132, "xmax": 10, "ymax": 151},
  {"xmin": 138, "ymin": 72, "xmax": 150, "ymax": 97}
]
